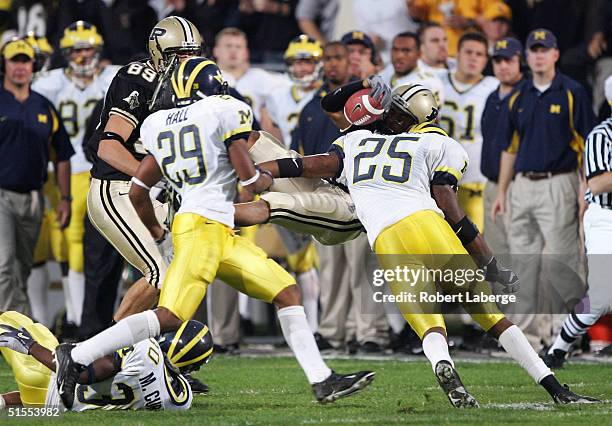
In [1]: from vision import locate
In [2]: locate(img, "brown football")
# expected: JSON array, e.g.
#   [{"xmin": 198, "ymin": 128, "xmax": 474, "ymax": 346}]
[{"xmin": 343, "ymin": 88, "xmax": 385, "ymax": 126}]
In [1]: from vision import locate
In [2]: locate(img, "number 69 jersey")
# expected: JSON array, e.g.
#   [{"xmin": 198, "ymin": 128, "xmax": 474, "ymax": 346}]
[
  {"xmin": 140, "ymin": 95, "xmax": 254, "ymax": 229},
  {"xmin": 331, "ymin": 127, "xmax": 469, "ymax": 247},
  {"xmin": 46, "ymin": 339, "xmax": 193, "ymax": 411}
]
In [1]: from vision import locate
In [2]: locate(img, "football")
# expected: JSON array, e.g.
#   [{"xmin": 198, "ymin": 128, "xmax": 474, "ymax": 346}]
[{"xmin": 343, "ymin": 88, "xmax": 385, "ymax": 126}]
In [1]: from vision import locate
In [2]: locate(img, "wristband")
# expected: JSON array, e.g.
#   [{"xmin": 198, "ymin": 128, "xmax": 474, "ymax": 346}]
[
  {"xmin": 131, "ymin": 177, "xmax": 151, "ymax": 191},
  {"xmin": 276, "ymin": 157, "xmax": 304, "ymax": 178},
  {"xmin": 240, "ymin": 169, "xmax": 260, "ymax": 187},
  {"xmin": 102, "ymin": 131, "xmax": 126, "ymax": 144},
  {"xmin": 451, "ymin": 215, "xmax": 479, "ymax": 246}
]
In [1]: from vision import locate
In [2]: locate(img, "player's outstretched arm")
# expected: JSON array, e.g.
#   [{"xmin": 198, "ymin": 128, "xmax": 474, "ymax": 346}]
[
  {"xmin": 128, "ymin": 155, "xmax": 165, "ymax": 241},
  {"xmin": 257, "ymin": 152, "xmax": 341, "ymax": 179},
  {"xmin": 228, "ymin": 138, "xmax": 274, "ymax": 194}
]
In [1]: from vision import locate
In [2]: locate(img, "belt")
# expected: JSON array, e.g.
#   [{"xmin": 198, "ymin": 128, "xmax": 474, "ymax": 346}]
[{"xmin": 521, "ymin": 170, "xmax": 572, "ymax": 181}]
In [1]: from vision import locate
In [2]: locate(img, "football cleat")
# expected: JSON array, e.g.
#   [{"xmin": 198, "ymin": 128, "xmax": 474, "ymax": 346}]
[
  {"xmin": 434, "ymin": 361, "xmax": 479, "ymax": 408},
  {"xmin": 552, "ymin": 384, "xmax": 601, "ymax": 404},
  {"xmin": 183, "ymin": 372, "xmax": 209, "ymax": 395},
  {"xmin": 541, "ymin": 349, "xmax": 566, "ymax": 369},
  {"xmin": 54, "ymin": 343, "xmax": 85, "ymax": 409},
  {"xmin": 312, "ymin": 371, "xmax": 375, "ymax": 403}
]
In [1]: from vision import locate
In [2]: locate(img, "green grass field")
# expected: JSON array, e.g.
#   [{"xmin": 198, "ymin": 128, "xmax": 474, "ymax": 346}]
[{"xmin": 1, "ymin": 355, "xmax": 611, "ymax": 425}]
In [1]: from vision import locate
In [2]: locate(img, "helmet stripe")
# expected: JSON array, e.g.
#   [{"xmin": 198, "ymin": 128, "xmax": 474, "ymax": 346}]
[
  {"xmin": 175, "ymin": 16, "xmax": 193, "ymax": 43},
  {"xmin": 184, "ymin": 60, "xmax": 216, "ymax": 98},
  {"xmin": 173, "ymin": 346, "xmax": 213, "ymax": 368},
  {"xmin": 167, "ymin": 321, "xmax": 189, "ymax": 360},
  {"xmin": 169, "ymin": 324, "xmax": 210, "ymax": 365}
]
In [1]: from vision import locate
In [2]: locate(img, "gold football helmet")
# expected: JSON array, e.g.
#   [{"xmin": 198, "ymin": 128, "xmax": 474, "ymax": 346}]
[
  {"xmin": 148, "ymin": 16, "xmax": 203, "ymax": 73},
  {"xmin": 284, "ymin": 34, "xmax": 322, "ymax": 87},
  {"xmin": 384, "ymin": 84, "xmax": 439, "ymax": 133},
  {"xmin": 60, "ymin": 21, "xmax": 104, "ymax": 77},
  {"xmin": 22, "ymin": 31, "xmax": 53, "ymax": 72}
]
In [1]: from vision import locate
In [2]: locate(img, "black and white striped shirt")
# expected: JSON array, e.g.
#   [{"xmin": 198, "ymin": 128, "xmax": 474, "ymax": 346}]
[{"xmin": 584, "ymin": 117, "xmax": 612, "ymax": 207}]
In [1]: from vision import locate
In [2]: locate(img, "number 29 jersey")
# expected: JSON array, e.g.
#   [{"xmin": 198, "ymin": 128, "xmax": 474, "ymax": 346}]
[
  {"xmin": 141, "ymin": 95, "xmax": 254, "ymax": 229},
  {"xmin": 331, "ymin": 127, "xmax": 469, "ymax": 247}
]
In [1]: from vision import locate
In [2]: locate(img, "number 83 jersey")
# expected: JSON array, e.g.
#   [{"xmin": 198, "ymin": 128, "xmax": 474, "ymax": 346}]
[
  {"xmin": 141, "ymin": 95, "xmax": 254, "ymax": 229},
  {"xmin": 331, "ymin": 127, "xmax": 469, "ymax": 247}
]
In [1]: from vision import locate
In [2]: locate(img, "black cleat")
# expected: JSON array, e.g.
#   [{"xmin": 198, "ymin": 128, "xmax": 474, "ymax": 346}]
[
  {"xmin": 183, "ymin": 372, "xmax": 209, "ymax": 394},
  {"xmin": 357, "ymin": 341, "xmax": 384, "ymax": 354},
  {"xmin": 312, "ymin": 371, "xmax": 375, "ymax": 403},
  {"xmin": 434, "ymin": 361, "xmax": 479, "ymax": 408},
  {"xmin": 314, "ymin": 332, "xmax": 334, "ymax": 352},
  {"xmin": 54, "ymin": 343, "xmax": 85, "ymax": 409},
  {"xmin": 552, "ymin": 384, "xmax": 601, "ymax": 404},
  {"xmin": 541, "ymin": 349, "xmax": 567, "ymax": 369}
]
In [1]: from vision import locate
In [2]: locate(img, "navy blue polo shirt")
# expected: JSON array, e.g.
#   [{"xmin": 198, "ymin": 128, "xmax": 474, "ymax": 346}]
[
  {"xmin": 480, "ymin": 78, "xmax": 525, "ymax": 182},
  {"xmin": 499, "ymin": 72, "xmax": 596, "ymax": 173},
  {"xmin": 293, "ymin": 83, "xmax": 342, "ymax": 155},
  {"xmin": 0, "ymin": 87, "xmax": 73, "ymax": 193}
]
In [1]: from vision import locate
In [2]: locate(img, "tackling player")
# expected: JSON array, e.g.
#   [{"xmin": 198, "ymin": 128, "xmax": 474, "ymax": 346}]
[
  {"xmin": 439, "ymin": 32, "xmax": 498, "ymax": 232},
  {"xmin": 32, "ymin": 21, "xmax": 120, "ymax": 331},
  {"xmin": 254, "ymin": 83, "xmax": 598, "ymax": 407},
  {"xmin": 0, "ymin": 310, "xmax": 211, "ymax": 411},
  {"xmin": 54, "ymin": 58, "xmax": 375, "ymax": 408}
]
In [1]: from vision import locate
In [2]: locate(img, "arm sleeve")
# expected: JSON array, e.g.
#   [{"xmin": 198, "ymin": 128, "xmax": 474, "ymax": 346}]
[
  {"xmin": 220, "ymin": 100, "xmax": 254, "ymax": 147},
  {"xmin": 501, "ymin": 93, "xmax": 520, "ymax": 154},
  {"xmin": 320, "ymin": 80, "xmax": 367, "ymax": 112},
  {"xmin": 49, "ymin": 105, "xmax": 75, "ymax": 162},
  {"xmin": 428, "ymin": 137, "xmax": 469, "ymax": 187},
  {"xmin": 106, "ymin": 76, "xmax": 151, "ymax": 129},
  {"xmin": 571, "ymin": 85, "xmax": 597, "ymax": 142}
]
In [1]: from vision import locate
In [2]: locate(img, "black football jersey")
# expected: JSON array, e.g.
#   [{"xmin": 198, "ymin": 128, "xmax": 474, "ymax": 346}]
[{"xmin": 88, "ymin": 60, "xmax": 159, "ymax": 181}]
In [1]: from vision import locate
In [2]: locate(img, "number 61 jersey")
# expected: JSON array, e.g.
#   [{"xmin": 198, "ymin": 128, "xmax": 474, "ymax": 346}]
[
  {"xmin": 330, "ymin": 126, "xmax": 469, "ymax": 247},
  {"xmin": 140, "ymin": 95, "xmax": 254, "ymax": 229}
]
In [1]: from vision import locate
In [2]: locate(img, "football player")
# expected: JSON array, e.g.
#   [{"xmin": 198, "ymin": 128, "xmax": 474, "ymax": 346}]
[
  {"xmin": 23, "ymin": 32, "xmax": 53, "ymax": 75},
  {"xmin": 54, "ymin": 58, "xmax": 375, "ymax": 409},
  {"xmin": 439, "ymin": 32, "xmax": 498, "ymax": 232},
  {"xmin": 31, "ymin": 21, "xmax": 120, "ymax": 331},
  {"xmin": 0, "ymin": 310, "xmax": 211, "ymax": 411},
  {"xmin": 253, "ymin": 83, "xmax": 598, "ymax": 407},
  {"xmin": 416, "ymin": 22, "xmax": 457, "ymax": 78}
]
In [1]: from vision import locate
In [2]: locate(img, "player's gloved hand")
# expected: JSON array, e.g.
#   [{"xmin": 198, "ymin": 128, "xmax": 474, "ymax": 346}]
[
  {"xmin": 0, "ymin": 324, "xmax": 36, "ymax": 354},
  {"xmin": 484, "ymin": 257, "xmax": 520, "ymax": 294},
  {"xmin": 366, "ymin": 75, "xmax": 392, "ymax": 110},
  {"xmin": 156, "ymin": 229, "xmax": 174, "ymax": 264}
]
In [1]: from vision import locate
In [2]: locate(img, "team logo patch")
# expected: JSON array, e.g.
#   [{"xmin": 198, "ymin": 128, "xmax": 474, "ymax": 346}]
[
  {"xmin": 37, "ymin": 114, "xmax": 48, "ymax": 123},
  {"xmin": 549, "ymin": 104, "xmax": 561, "ymax": 114},
  {"xmin": 123, "ymin": 91, "xmax": 140, "ymax": 110}
]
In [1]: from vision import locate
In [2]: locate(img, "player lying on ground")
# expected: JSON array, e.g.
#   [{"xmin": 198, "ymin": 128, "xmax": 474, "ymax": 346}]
[
  {"xmin": 255, "ymin": 82, "xmax": 600, "ymax": 407},
  {"xmin": 54, "ymin": 58, "xmax": 375, "ymax": 409},
  {"xmin": 0, "ymin": 310, "xmax": 212, "ymax": 410}
]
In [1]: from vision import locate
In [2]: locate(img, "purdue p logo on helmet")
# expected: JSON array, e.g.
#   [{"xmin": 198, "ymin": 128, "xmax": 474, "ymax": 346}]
[{"xmin": 148, "ymin": 16, "xmax": 203, "ymax": 72}]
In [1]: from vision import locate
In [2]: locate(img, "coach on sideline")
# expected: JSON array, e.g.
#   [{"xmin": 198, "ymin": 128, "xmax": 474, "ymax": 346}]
[
  {"xmin": 0, "ymin": 38, "xmax": 73, "ymax": 313},
  {"xmin": 491, "ymin": 29, "xmax": 596, "ymax": 348}
]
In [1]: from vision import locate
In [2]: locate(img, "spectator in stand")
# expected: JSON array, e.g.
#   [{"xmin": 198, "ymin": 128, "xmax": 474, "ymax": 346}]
[
  {"xmin": 481, "ymin": 2, "xmax": 514, "ymax": 76},
  {"xmin": 340, "ymin": 30, "xmax": 379, "ymax": 80},
  {"xmin": 295, "ymin": 0, "xmax": 338, "ymax": 44},
  {"xmin": 417, "ymin": 22, "xmax": 456, "ymax": 78}
]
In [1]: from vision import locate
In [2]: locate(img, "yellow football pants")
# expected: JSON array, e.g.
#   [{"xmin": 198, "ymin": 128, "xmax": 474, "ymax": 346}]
[
  {"xmin": 374, "ymin": 210, "xmax": 504, "ymax": 339},
  {"xmin": 0, "ymin": 311, "xmax": 58, "ymax": 406},
  {"xmin": 159, "ymin": 213, "xmax": 296, "ymax": 322},
  {"xmin": 458, "ymin": 182, "xmax": 485, "ymax": 234}
]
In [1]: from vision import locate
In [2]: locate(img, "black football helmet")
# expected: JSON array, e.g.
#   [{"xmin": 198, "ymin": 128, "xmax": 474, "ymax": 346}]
[
  {"xmin": 170, "ymin": 56, "xmax": 229, "ymax": 106},
  {"xmin": 159, "ymin": 320, "xmax": 214, "ymax": 373}
]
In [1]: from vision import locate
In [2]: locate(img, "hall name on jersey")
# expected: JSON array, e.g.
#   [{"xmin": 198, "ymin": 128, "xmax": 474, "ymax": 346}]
[
  {"xmin": 166, "ymin": 108, "xmax": 189, "ymax": 126},
  {"xmin": 139, "ymin": 372, "xmax": 163, "ymax": 410}
]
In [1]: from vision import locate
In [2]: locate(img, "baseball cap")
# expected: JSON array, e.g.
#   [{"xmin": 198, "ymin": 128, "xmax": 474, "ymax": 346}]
[
  {"xmin": 341, "ymin": 31, "xmax": 375, "ymax": 51},
  {"xmin": 526, "ymin": 28, "xmax": 558, "ymax": 50},
  {"xmin": 492, "ymin": 37, "xmax": 523, "ymax": 59},
  {"xmin": 2, "ymin": 39, "xmax": 35, "ymax": 60},
  {"xmin": 605, "ymin": 75, "xmax": 612, "ymax": 105},
  {"xmin": 484, "ymin": 2, "xmax": 512, "ymax": 21}
]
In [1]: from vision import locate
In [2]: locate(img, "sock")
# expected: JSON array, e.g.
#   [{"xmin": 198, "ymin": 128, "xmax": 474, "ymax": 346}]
[
  {"xmin": 68, "ymin": 270, "xmax": 85, "ymax": 326},
  {"xmin": 61, "ymin": 276, "xmax": 75, "ymax": 323},
  {"xmin": 539, "ymin": 374, "xmax": 566, "ymax": 398},
  {"xmin": 422, "ymin": 332, "xmax": 454, "ymax": 372},
  {"xmin": 548, "ymin": 312, "xmax": 597, "ymax": 354},
  {"xmin": 498, "ymin": 325, "xmax": 551, "ymax": 383},
  {"xmin": 296, "ymin": 269, "xmax": 320, "ymax": 332},
  {"xmin": 238, "ymin": 293, "xmax": 251, "ymax": 319},
  {"xmin": 71, "ymin": 310, "xmax": 160, "ymax": 366},
  {"xmin": 277, "ymin": 305, "xmax": 331, "ymax": 384},
  {"xmin": 27, "ymin": 264, "xmax": 49, "ymax": 326}
]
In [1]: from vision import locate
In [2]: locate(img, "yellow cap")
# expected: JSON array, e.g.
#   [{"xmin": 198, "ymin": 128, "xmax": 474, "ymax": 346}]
[
  {"xmin": 3, "ymin": 39, "xmax": 35, "ymax": 60},
  {"xmin": 483, "ymin": 2, "xmax": 512, "ymax": 21}
]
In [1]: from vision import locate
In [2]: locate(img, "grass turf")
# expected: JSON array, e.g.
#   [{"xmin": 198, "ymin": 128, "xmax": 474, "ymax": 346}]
[{"xmin": 1, "ymin": 355, "xmax": 611, "ymax": 425}]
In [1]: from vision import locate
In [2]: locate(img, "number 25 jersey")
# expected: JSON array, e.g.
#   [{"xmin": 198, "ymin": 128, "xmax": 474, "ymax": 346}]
[
  {"xmin": 331, "ymin": 127, "xmax": 469, "ymax": 246},
  {"xmin": 140, "ymin": 95, "xmax": 254, "ymax": 229}
]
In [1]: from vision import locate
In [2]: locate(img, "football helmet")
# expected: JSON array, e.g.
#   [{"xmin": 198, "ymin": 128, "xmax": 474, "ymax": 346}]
[
  {"xmin": 383, "ymin": 84, "xmax": 439, "ymax": 134},
  {"xmin": 284, "ymin": 34, "xmax": 323, "ymax": 87},
  {"xmin": 158, "ymin": 320, "xmax": 214, "ymax": 373},
  {"xmin": 148, "ymin": 16, "xmax": 203, "ymax": 73},
  {"xmin": 22, "ymin": 32, "xmax": 53, "ymax": 72},
  {"xmin": 60, "ymin": 21, "xmax": 104, "ymax": 77},
  {"xmin": 170, "ymin": 56, "xmax": 228, "ymax": 106}
]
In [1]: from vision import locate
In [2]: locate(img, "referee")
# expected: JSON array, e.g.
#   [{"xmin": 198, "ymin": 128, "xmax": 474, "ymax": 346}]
[{"xmin": 542, "ymin": 75, "xmax": 612, "ymax": 368}]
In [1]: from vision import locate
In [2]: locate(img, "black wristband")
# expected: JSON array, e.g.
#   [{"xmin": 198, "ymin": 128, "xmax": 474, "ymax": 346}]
[
  {"xmin": 320, "ymin": 80, "xmax": 367, "ymax": 112},
  {"xmin": 451, "ymin": 215, "xmax": 479, "ymax": 246},
  {"xmin": 276, "ymin": 157, "xmax": 304, "ymax": 178},
  {"xmin": 103, "ymin": 131, "xmax": 126, "ymax": 144}
]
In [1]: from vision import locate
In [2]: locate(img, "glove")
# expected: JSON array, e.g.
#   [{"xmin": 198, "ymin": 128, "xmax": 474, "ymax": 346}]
[
  {"xmin": 156, "ymin": 229, "xmax": 174, "ymax": 265},
  {"xmin": 0, "ymin": 324, "xmax": 36, "ymax": 354},
  {"xmin": 484, "ymin": 257, "xmax": 520, "ymax": 294},
  {"xmin": 366, "ymin": 75, "xmax": 393, "ymax": 110}
]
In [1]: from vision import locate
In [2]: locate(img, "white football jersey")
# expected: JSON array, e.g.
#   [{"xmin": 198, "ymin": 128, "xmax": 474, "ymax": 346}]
[
  {"xmin": 141, "ymin": 95, "xmax": 254, "ymax": 228},
  {"xmin": 417, "ymin": 58, "xmax": 457, "ymax": 79},
  {"xmin": 222, "ymin": 67, "xmax": 289, "ymax": 121},
  {"xmin": 333, "ymin": 129, "xmax": 469, "ymax": 247},
  {"xmin": 32, "ymin": 66, "xmax": 120, "ymax": 174},
  {"xmin": 439, "ymin": 73, "xmax": 498, "ymax": 184},
  {"xmin": 265, "ymin": 83, "xmax": 318, "ymax": 148},
  {"xmin": 46, "ymin": 339, "xmax": 193, "ymax": 411},
  {"xmin": 378, "ymin": 64, "xmax": 445, "ymax": 107}
]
